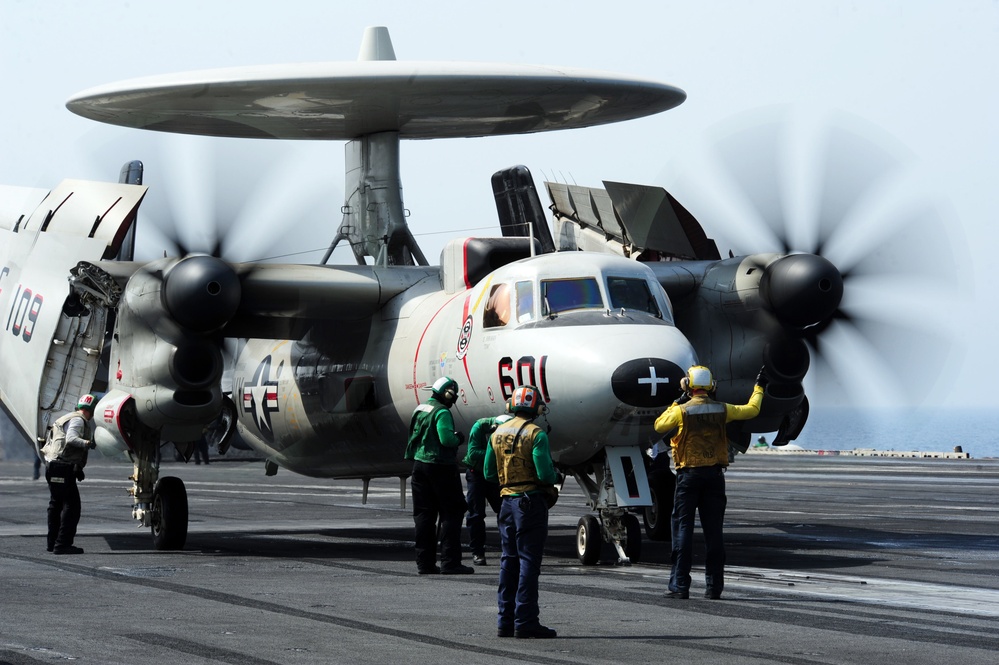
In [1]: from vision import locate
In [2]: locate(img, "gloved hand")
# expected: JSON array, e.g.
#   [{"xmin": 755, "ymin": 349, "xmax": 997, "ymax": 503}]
[
  {"xmin": 755, "ymin": 366, "xmax": 769, "ymax": 389},
  {"xmin": 455, "ymin": 431, "xmax": 466, "ymax": 446},
  {"xmin": 88, "ymin": 441, "xmax": 97, "ymax": 450}
]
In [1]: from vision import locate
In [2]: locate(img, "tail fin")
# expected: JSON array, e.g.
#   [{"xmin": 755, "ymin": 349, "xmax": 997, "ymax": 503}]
[
  {"xmin": 115, "ymin": 160, "xmax": 143, "ymax": 261},
  {"xmin": 491, "ymin": 165, "xmax": 555, "ymax": 254}
]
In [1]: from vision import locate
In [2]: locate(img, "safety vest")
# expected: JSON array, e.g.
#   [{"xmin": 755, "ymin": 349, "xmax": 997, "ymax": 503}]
[
  {"xmin": 41, "ymin": 411, "xmax": 92, "ymax": 466},
  {"xmin": 404, "ymin": 400, "xmax": 456, "ymax": 464},
  {"xmin": 490, "ymin": 415, "xmax": 544, "ymax": 496},
  {"xmin": 671, "ymin": 396, "xmax": 729, "ymax": 469}
]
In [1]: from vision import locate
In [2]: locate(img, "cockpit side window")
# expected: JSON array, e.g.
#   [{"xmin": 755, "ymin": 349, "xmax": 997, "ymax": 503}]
[
  {"xmin": 483, "ymin": 283, "xmax": 512, "ymax": 328},
  {"xmin": 541, "ymin": 277, "xmax": 603, "ymax": 316},
  {"xmin": 607, "ymin": 277, "xmax": 662, "ymax": 318},
  {"xmin": 516, "ymin": 280, "xmax": 534, "ymax": 323}
]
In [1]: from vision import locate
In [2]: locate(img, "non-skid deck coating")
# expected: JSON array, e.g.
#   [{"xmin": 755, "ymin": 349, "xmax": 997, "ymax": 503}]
[{"xmin": 1, "ymin": 454, "xmax": 997, "ymax": 664}]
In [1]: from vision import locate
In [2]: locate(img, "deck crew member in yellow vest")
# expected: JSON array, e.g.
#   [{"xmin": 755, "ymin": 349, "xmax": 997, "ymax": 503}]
[{"xmin": 654, "ymin": 365, "xmax": 766, "ymax": 600}]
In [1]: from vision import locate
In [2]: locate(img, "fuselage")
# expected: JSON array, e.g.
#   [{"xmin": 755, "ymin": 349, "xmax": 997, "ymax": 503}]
[{"xmin": 232, "ymin": 252, "xmax": 697, "ymax": 477}]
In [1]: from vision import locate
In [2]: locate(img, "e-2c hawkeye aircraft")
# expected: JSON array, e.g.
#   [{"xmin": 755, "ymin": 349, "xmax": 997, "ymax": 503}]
[{"xmin": 0, "ymin": 27, "xmax": 845, "ymax": 563}]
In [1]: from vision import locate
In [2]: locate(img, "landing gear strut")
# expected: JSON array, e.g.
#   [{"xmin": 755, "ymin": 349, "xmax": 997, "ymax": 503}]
[{"xmin": 128, "ymin": 419, "xmax": 189, "ymax": 550}]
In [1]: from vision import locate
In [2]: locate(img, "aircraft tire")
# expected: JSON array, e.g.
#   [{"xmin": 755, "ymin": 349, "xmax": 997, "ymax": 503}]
[
  {"xmin": 643, "ymin": 470, "xmax": 675, "ymax": 542},
  {"xmin": 576, "ymin": 514, "xmax": 602, "ymax": 565},
  {"xmin": 623, "ymin": 513, "xmax": 642, "ymax": 563},
  {"xmin": 151, "ymin": 476, "xmax": 189, "ymax": 550}
]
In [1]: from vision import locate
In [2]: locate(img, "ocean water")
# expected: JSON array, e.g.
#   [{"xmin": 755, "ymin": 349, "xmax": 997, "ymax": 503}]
[{"xmin": 783, "ymin": 407, "xmax": 999, "ymax": 459}]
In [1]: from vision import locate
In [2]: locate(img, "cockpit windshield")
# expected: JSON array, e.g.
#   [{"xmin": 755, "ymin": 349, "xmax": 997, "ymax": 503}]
[
  {"xmin": 488, "ymin": 268, "xmax": 672, "ymax": 326},
  {"xmin": 607, "ymin": 276, "xmax": 661, "ymax": 318},
  {"xmin": 542, "ymin": 277, "xmax": 603, "ymax": 316}
]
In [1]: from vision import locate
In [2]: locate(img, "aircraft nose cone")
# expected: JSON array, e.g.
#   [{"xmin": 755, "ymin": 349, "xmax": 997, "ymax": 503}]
[{"xmin": 611, "ymin": 358, "xmax": 686, "ymax": 408}]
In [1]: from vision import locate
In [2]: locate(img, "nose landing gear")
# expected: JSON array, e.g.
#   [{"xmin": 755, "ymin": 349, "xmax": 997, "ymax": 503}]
[{"xmin": 568, "ymin": 445, "xmax": 652, "ymax": 565}]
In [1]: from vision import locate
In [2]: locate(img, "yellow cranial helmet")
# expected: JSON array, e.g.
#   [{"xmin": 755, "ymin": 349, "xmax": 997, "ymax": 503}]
[{"xmin": 686, "ymin": 365, "xmax": 716, "ymax": 392}]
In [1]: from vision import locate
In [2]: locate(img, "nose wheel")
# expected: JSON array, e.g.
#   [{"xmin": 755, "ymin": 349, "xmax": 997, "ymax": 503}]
[
  {"xmin": 576, "ymin": 515, "xmax": 601, "ymax": 565},
  {"xmin": 575, "ymin": 511, "xmax": 642, "ymax": 565}
]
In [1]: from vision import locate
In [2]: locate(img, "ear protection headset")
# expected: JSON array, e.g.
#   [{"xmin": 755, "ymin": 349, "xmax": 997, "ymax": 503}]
[{"xmin": 430, "ymin": 377, "xmax": 459, "ymax": 406}]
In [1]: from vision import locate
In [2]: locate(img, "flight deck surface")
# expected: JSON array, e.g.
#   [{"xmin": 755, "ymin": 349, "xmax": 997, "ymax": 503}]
[{"xmin": 2, "ymin": 455, "xmax": 997, "ymax": 664}]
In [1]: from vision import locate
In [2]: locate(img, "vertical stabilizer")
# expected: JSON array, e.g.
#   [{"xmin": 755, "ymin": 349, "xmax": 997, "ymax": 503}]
[
  {"xmin": 491, "ymin": 166, "xmax": 556, "ymax": 254},
  {"xmin": 116, "ymin": 160, "xmax": 143, "ymax": 261}
]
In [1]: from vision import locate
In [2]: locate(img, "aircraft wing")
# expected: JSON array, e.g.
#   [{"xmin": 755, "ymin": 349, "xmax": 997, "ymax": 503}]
[
  {"xmin": 90, "ymin": 260, "xmax": 441, "ymax": 341},
  {"xmin": 0, "ymin": 180, "xmax": 147, "ymax": 441}
]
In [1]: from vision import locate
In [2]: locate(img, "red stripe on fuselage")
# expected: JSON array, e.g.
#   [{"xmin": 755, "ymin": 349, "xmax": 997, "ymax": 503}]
[
  {"xmin": 459, "ymin": 296, "xmax": 475, "ymax": 392},
  {"xmin": 411, "ymin": 292, "xmax": 465, "ymax": 404}
]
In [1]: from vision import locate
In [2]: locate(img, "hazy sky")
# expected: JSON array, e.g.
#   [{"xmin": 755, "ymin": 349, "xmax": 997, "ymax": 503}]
[{"xmin": 1, "ymin": 0, "xmax": 996, "ymax": 408}]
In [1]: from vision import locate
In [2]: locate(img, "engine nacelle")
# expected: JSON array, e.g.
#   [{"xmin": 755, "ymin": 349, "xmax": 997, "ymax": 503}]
[
  {"xmin": 108, "ymin": 256, "xmax": 237, "ymax": 441},
  {"xmin": 92, "ymin": 389, "xmax": 137, "ymax": 457},
  {"xmin": 657, "ymin": 252, "xmax": 843, "ymax": 447}
]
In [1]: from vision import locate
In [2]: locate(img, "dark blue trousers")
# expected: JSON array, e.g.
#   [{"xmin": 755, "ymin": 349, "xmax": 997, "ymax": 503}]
[
  {"xmin": 497, "ymin": 494, "xmax": 548, "ymax": 631},
  {"xmin": 669, "ymin": 465, "xmax": 727, "ymax": 595},
  {"xmin": 465, "ymin": 467, "xmax": 501, "ymax": 556}
]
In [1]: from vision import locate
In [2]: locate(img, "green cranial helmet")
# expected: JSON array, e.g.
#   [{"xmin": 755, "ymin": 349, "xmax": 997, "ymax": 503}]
[{"xmin": 430, "ymin": 376, "xmax": 459, "ymax": 405}]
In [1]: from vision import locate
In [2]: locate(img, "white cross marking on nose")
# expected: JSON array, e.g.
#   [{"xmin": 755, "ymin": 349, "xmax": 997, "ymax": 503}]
[{"xmin": 638, "ymin": 366, "xmax": 670, "ymax": 396}]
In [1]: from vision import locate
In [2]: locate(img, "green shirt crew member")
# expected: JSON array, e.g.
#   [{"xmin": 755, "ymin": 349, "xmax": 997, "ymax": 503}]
[
  {"xmin": 404, "ymin": 376, "xmax": 474, "ymax": 575},
  {"xmin": 463, "ymin": 412, "xmax": 512, "ymax": 565}
]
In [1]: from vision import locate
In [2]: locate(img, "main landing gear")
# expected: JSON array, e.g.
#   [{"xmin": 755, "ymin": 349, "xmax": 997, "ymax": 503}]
[
  {"xmin": 123, "ymin": 397, "xmax": 236, "ymax": 550},
  {"xmin": 128, "ymin": 422, "xmax": 189, "ymax": 550},
  {"xmin": 150, "ymin": 476, "xmax": 188, "ymax": 550}
]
